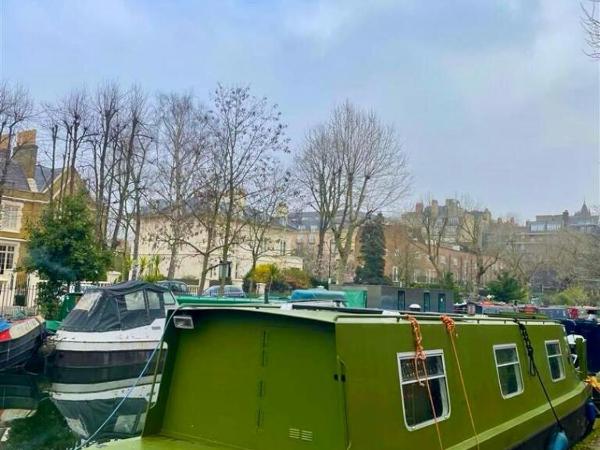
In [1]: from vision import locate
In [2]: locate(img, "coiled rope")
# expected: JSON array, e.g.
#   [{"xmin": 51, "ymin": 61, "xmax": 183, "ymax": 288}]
[
  {"xmin": 440, "ymin": 315, "xmax": 480, "ymax": 450},
  {"xmin": 407, "ymin": 315, "xmax": 444, "ymax": 450}
]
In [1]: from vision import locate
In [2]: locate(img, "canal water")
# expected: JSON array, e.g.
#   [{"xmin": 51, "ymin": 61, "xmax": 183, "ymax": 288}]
[{"xmin": 0, "ymin": 369, "xmax": 158, "ymax": 449}]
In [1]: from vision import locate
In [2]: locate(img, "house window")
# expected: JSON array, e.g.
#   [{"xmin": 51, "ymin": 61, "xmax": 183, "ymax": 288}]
[
  {"xmin": 0, "ymin": 205, "xmax": 19, "ymax": 231},
  {"xmin": 397, "ymin": 350, "xmax": 450, "ymax": 430},
  {"xmin": 0, "ymin": 244, "xmax": 15, "ymax": 274},
  {"xmin": 493, "ymin": 344, "xmax": 524, "ymax": 398},
  {"xmin": 545, "ymin": 340, "xmax": 565, "ymax": 381},
  {"xmin": 392, "ymin": 266, "xmax": 399, "ymax": 282}
]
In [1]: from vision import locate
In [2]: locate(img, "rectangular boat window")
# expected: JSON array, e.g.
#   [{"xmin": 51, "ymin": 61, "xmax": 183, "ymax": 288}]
[
  {"xmin": 545, "ymin": 340, "xmax": 565, "ymax": 381},
  {"xmin": 124, "ymin": 291, "xmax": 146, "ymax": 311},
  {"xmin": 147, "ymin": 291, "xmax": 161, "ymax": 310},
  {"xmin": 397, "ymin": 350, "xmax": 450, "ymax": 430},
  {"xmin": 493, "ymin": 344, "xmax": 523, "ymax": 398},
  {"xmin": 164, "ymin": 291, "xmax": 176, "ymax": 305},
  {"xmin": 74, "ymin": 291, "xmax": 102, "ymax": 311},
  {"xmin": 423, "ymin": 292, "xmax": 431, "ymax": 312}
]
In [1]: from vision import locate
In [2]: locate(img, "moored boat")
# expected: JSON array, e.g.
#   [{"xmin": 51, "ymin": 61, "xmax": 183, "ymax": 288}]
[
  {"xmin": 0, "ymin": 315, "xmax": 45, "ymax": 371},
  {"xmin": 48, "ymin": 281, "xmax": 175, "ymax": 372},
  {"xmin": 99, "ymin": 305, "xmax": 595, "ymax": 450}
]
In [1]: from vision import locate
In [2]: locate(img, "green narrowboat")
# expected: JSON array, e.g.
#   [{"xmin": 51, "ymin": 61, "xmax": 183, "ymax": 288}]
[{"xmin": 100, "ymin": 306, "xmax": 594, "ymax": 450}]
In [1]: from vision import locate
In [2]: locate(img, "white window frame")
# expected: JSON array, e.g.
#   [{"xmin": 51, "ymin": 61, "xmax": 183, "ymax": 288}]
[
  {"xmin": 0, "ymin": 201, "xmax": 22, "ymax": 232},
  {"xmin": 493, "ymin": 343, "xmax": 524, "ymax": 399},
  {"xmin": 397, "ymin": 349, "xmax": 451, "ymax": 431},
  {"xmin": 0, "ymin": 243, "xmax": 17, "ymax": 275},
  {"xmin": 545, "ymin": 340, "xmax": 566, "ymax": 382}
]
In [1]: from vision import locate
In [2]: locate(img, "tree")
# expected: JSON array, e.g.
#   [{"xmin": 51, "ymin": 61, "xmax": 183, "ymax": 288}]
[
  {"xmin": 0, "ymin": 82, "xmax": 33, "ymax": 207},
  {"xmin": 251, "ymin": 263, "xmax": 282, "ymax": 298},
  {"xmin": 206, "ymin": 85, "xmax": 289, "ymax": 294},
  {"xmin": 582, "ymin": 0, "xmax": 600, "ymax": 58},
  {"xmin": 550, "ymin": 284, "xmax": 589, "ymax": 306},
  {"xmin": 146, "ymin": 92, "xmax": 206, "ymax": 279},
  {"xmin": 282, "ymin": 267, "xmax": 311, "ymax": 290},
  {"xmin": 240, "ymin": 164, "xmax": 291, "ymax": 274},
  {"xmin": 385, "ymin": 221, "xmax": 420, "ymax": 286},
  {"xmin": 296, "ymin": 126, "xmax": 339, "ymax": 278},
  {"xmin": 25, "ymin": 193, "xmax": 111, "ymax": 318},
  {"xmin": 454, "ymin": 200, "xmax": 501, "ymax": 288},
  {"xmin": 487, "ymin": 271, "xmax": 527, "ymax": 302},
  {"xmin": 355, "ymin": 213, "xmax": 389, "ymax": 284},
  {"xmin": 405, "ymin": 199, "xmax": 449, "ymax": 280},
  {"xmin": 298, "ymin": 101, "xmax": 410, "ymax": 284}
]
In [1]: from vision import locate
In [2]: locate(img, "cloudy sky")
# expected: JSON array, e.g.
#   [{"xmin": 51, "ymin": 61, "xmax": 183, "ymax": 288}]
[{"xmin": 0, "ymin": 0, "xmax": 598, "ymax": 221}]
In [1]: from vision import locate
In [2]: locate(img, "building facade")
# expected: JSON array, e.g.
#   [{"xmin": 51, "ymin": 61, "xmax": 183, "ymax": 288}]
[{"xmin": 0, "ymin": 130, "xmax": 72, "ymax": 309}]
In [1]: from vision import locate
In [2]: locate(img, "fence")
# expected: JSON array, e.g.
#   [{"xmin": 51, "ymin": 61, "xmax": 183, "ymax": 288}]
[{"xmin": 0, "ymin": 281, "xmax": 116, "ymax": 316}]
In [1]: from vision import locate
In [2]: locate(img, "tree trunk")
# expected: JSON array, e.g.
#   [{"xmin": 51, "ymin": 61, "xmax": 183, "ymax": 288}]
[{"xmin": 168, "ymin": 242, "xmax": 177, "ymax": 279}]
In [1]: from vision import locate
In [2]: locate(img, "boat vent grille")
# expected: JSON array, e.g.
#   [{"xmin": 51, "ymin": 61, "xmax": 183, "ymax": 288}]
[{"xmin": 289, "ymin": 428, "xmax": 313, "ymax": 442}]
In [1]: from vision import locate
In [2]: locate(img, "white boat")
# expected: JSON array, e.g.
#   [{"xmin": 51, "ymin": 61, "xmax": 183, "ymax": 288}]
[{"xmin": 50, "ymin": 281, "xmax": 174, "ymax": 372}]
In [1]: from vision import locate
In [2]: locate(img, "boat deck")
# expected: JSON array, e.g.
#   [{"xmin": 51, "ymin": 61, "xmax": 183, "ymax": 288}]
[{"xmin": 103, "ymin": 436, "xmax": 235, "ymax": 450}]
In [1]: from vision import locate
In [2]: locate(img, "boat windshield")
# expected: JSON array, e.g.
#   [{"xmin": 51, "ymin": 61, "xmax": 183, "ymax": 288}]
[{"xmin": 73, "ymin": 291, "xmax": 102, "ymax": 311}]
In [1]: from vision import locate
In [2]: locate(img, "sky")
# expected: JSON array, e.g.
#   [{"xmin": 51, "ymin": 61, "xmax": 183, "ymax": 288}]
[{"xmin": 0, "ymin": 0, "xmax": 598, "ymax": 222}]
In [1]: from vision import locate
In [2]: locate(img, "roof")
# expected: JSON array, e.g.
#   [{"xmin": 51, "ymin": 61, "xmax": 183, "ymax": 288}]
[
  {"xmin": 95, "ymin": 280, "xmax": 168, "ymax": 295},
  {"xmin": 0, "ymin": 155, "xmax": 62, "ymax": 193},
  {"xmin": 175, "ymin": 304, "xmax": 560, "ymax": 326},
  {"xmin": 34, "ymin": 165, "xmax": 61, "ymax": 192}
]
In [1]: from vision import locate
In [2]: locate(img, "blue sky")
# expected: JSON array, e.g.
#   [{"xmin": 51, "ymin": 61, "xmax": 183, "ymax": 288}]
[{"xmin": 0, "ymin": 0, "xmax": 598, "ymax": 221}]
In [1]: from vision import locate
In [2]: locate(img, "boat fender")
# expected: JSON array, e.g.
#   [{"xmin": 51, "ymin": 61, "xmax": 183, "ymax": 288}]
[
  {"xmin": 586, "ymin": 400, "xmax": 597, "ymax": 423},
  {"xmin": 547, "ymin": 430, "xmax": 568, "ymax": 450}
]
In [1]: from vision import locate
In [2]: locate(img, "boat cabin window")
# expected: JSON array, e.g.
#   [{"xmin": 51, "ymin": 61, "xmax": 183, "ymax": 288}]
[
  {"xmin": 164, "ymin": 291, "xmax": 176, "ymax": 305},
  {"xmin": 493, "ymin": 344, "xmax": 524, "ymax": 398},
  {"xmin": 147, "ymin": 291, "xmax": 161, "ymax": 310},
  {"xmin": 397, "ymin": 350, "xmax": 450, "ymax": 430},
  {"xmin": 124, "ymin": 291, "xmax": 146, "ymax": 311},
  {"xmin": 74, "ymin": 291, "xmax": 102, "ymax": 311},
  {"xmin": 545, "ymin": 340, "xmax": 565, "ymax": 381}
]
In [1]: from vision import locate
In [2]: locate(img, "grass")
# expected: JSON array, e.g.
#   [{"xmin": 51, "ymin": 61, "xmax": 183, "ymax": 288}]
[{"xmin": 574, "ymin": 422, "xmax": 600, "ymax": 449}]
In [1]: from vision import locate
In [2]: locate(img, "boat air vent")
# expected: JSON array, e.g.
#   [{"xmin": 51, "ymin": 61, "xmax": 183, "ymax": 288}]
[
  {"xmin": 289, "ymin": 428, "xmax": 313, "ymax": 442},
  {"xmin": 173, "ymin": 315, "xmax": 194, "ymax": 329}
]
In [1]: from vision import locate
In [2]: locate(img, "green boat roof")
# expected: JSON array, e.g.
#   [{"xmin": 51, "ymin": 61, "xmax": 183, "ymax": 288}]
[{"xmin": 173, "ymin": 304, "xmax": 561, "ymax": 326}]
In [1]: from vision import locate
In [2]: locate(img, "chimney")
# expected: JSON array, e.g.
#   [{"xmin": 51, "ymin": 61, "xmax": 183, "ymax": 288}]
[
  {"xmin": 562, "ymin": 210, "xmax": 569, "ymax": 228},
  {"xmin": 12, "ymin": 130, "xmax": 38, "ymax": 179}
]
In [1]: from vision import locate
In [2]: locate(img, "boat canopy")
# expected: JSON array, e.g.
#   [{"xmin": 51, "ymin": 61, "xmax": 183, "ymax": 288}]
[
  {"xmin": 60, "ymin": 281, "xmax": 169, "ymax": 332},
  {"xmin": 290, "ymin": 288, "xmax": 346, "ymax": 302}
]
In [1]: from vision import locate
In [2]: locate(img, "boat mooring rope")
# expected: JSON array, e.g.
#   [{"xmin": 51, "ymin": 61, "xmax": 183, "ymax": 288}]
[
  {"xmin": 440, "ymin": 315, "xmax": 480, "ymax": 450},
  {"xmin": 73, "ymin": 306, "xmax": 183, "ymax": 450},
  {"xmin": 514, "ymin": 318, "xmax": 564, "ymax": 432},
  {"xmin": 407, "ymin": 315, "xmax": 444, "ymax": 450}
]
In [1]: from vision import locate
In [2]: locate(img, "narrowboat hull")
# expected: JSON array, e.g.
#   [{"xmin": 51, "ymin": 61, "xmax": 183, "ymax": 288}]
[
  {"xmin": 0, "ymin": 316, "xmax": 44, "ymax": 371},
  {"xmin": 98, "ymin": 307, "xmax": 595, "ymax": 450}
]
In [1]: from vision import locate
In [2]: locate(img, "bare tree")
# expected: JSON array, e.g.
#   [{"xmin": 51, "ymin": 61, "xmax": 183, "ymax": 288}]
[
  {"xmin": 240, "ymin": 164, "xmax": 291, "ymax": 275},
  {"xmin": 206, "ymin": 85, "xmax": 289, "ymax": 293},
  {"xmin": 90, "ymin": 82, "xmax": 125, "ymax": 245},
  {"xmin": 298, "ymin": 101, "xmax": 410, "ymax": 283},
  {"xmin": 147, "ymin": 92, "xmax": 206, "ymax": 279},
  {"xmin": 455, "ymin": 200, "xmax": 501, "ymax": 288},
  {"xmin": 0, "ymin": 82, "xmax": 33, "ymax": 206},
  {"xmin": 582, "ymin": 0, "xmax": 600, "ymax": 58},
  {"xmin": 404, "ymin": 202, "xmax": 449, "ymax": 280},
  {"xmin": 296, "ymin": 125, "xmax": 340, "ymax": 279}
]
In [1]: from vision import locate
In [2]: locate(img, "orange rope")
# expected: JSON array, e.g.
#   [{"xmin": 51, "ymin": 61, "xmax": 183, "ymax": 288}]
[
  {"xmin": 407, "ymin": 315, "xmax": 444, "ymax": 450},
  {"xmin": 441, "ymin": 315, "xmax": 480, "ymax": 450}
]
